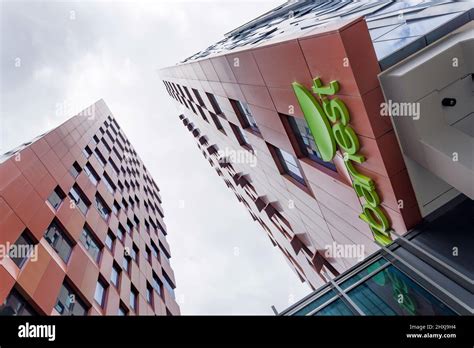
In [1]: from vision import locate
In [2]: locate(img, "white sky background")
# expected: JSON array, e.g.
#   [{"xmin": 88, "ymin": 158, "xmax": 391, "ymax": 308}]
[{"xmin": 0, "ymin": 0, "xmax": 311, "ymax": 314}]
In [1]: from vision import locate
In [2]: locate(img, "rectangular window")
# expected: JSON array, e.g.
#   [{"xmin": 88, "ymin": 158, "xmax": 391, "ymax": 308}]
[
  {"xmin": 146, "ymin": 283, "xmax": 153, "ymax": 305},
  {"xmin": 118, "ymin": 303, "xmax": 128, "ymax": 316},
  {"xmin": 103, "ymin": 173, "xmax": 116, "ymax": 194},
  {"xmin": 130, "ymin": 287, "xmax": 138, "ymax": 312},
  {"xmin": 70, "ymin": 161, "xmax": 82, "ymax": 178},
  {"xmin": 47, "ymin": 186, "xmax": 66, "ymax": 210},
  {"xmin": 95, "ymin": 194, "xmax": 111, "ymax": 221},
  {"xmin": 145, "ymin": 246, "xmax": 151, "ymax": 263},
  {"xmin": 111, "ymin": 263, "xmax": 121, "ymax": 288},
  {"xmin": 122, "ymin": 256, "xmax": 130, "ymax": 274},
  {"xmin": 150, "ymin": 241, "xmax": 159, "ymax": 259},
  {"xmin": 192, "ymin": 88, "xmax": 205, "ymax": 106},
  {"xmin": 109, "ymin": 158, "xmax": 119, "ymax": 176},
  {"xmin": 84, "ymin": 163, "xmax": 100, "ymax": 186},
  {"xmin": 126, "ymin": 220, "xmax": 133, "ymax": 234},
  {"xmin": 102, "ymin": 138, "xmax": 111, "ymax": 153},
  {"xmin": 275, "ymin": 147, "xmax": 306, "ymax": 186},
  {"xmin": 286, "ymin": 115, "xmax": 337, "ymax": 171},
  {"xmin": 94, "ymin": 278, "xmax": 107, "ymax": 308},
  {"xmin": 131, "ymin": 244, "xmax": 139, "ymax": 263},
  {"xmin": 162, "ymin": 272, "xmax": 175, "ymax": 299},
  {"xmin": 112, "ymin": 201, "xmax": 121, "ymax": 215},
  {"xmin": 44, "ymin": 220, "xmax": 73, "ymax": 263},
  {"xmin": 152, "ymin": 272, "xmax": 162, "ymax": 296},
  {"xmin": 159, "ymin": 242, "xmax": 171, "ymax": 260},
  {"xmin": 105, "ymin": 231, "xmax": 115, "ymax": 251},
  {"xmin": 3, "ymin": 289, "xmax": 37, "ymax": 315},
  {"xmin": 82, "ymin": 146, "xmax": 92, "ymax": 158},
  {"xmin": 8, "ymin": 231, "xmax": 35, "ymax": 268},
  {"xmin": 210, "ymin": 112, "xmax": 226, "ymax": 134},
  {"xmin": 206, "ymin": 92, "xmax": 222, "ymax": 114},
  {"xmin": 69, "ymin": 185, "xmax": 90, "ymax": 216},
  {"xmin": 55, "ymin": 282, "xmax": 87, "ymax": 316},
  {"xmin": 232, "ymin": 99, "xmax": 260, "ymax": 134},
  {"xmin": 79, "ymin": 225, "xmax": 101, "ymax": 263},
  {"xmin": 94, "ymin": 149, "xmax": 107, "ymax": 167},
  {"xmin": 230, "ymin": 123, "xmax": 251, "ymax": 149},
  {"xmin": 117, "ymin": 224, "xmax": 125, "ymax": 242}
]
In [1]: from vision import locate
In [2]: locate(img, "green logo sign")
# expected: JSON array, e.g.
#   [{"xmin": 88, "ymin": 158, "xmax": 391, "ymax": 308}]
[{"xmin": 292, "ymin": 78, "xmax": 392, "ymax": 246}]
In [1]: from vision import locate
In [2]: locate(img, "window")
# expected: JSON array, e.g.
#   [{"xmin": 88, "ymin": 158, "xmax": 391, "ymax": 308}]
[
  {"xmin": 94, "ymin": 278, "xmax": 107, "ymax": 308},
  {"xmin": 117, "ymin": 224, "xmax": 125, "ymax": 242},
  {"xmin": 122, "ymin": 256, "xmax": 130, "ymax": 274},
  {"xmin": 84, "ymin": 163, "xmax": 100, "ymax": 186},
  {"xmin": 131, "ymin": 244, "xmax": 139, "ymax": 263},
  {"xmin": 159, "ymin": 242, "xmax": 171, "ymax": 260},
  {"xmin": 286, "ymin": 115, "xmax": 337, "ymax": 171},
  {"xmin": 192, "ymin": 88, "xmax": 205, "ymax": 106},
  {"xmin": 70, "ymin": 161, "xmax": 82, "ymax": 178},
  {"xmin": 44, "ymin": 220, "xmax": 73, "ymax": 263},
  {"xmin": 95, "ymin": 194, "xmax": 111, "ymax": 221},
  {"xmin": 105, "ymin": 231, "xmax": 115, "ymax": 251},
  {"xmin": 130, "ymin": 286, "xmax": 138, "ymax": 312},
  {"xmin": 111, "ymin": 263, "xmax": 121, "ymax": 288},
  {"xmin": 146, "ymin": 283, "xmax": 153, "ymax": 305},
  {"xmin": 182, "ymin": 85, "xmax": 193, "ymax": 101},
  {"xmin": 207, "ymin": 92, "xmax": 222, "ymax": 114},
  {"xmin": 162, "ymin": 272, "xmax": 176, "ymax": 299},
  {"xmin": 8, "ymin": 231, "xmax": 35, "ymax": 268},
  {"xmin": 196, "ymin": 105, "xmax": 209, "ymax": 122},
  {"xmin": 150, "ymin": 241, "xmax": 159, "ymax": 259},
  {"xmin": 109, "ymin": 158, "xmax": 119, "ymax": 175},
  {"xmin": 232, "ymin": 99, "xmax": 260, "ymax": 134},
  {"xmin": 126, "ymin": 220, "xmax": 133, "ymax": 234},
  {"xmin": 94, "ymin": 149, "xmax": 107, "ymax": 167},
  {"xmin": 210, "ymin": 112, "xmax": 226, "ymax": 134},
  {"xmin": 102, "ymin": 138, "xmax": 111, "ymax": 153},
  {"xmin": 230, "ymin": 123, "xmax": 251, "ymax": 149},
  {"xmin": 103, "ymin": 173, "xmax": 116, "ymax": 194},
  {"xmin": 79, "ymin": 225, "xmax": 101, "ymax": 263},
  {"xmin": 275, "ymin": 147, "xmax": 306, "ymax": 186},
  {"xmin": 1, "ymin": 289, "xmax": 37, "ymax": 315},
  {"xmin": 118, "ymin": 303, "xmax": 128, "ymax": 316},
  {"xmin": 112, "ymin": 201, "xmax": 120, "ymax": 215},
  {"xmin": 82, "ymin": 146, "xmax": 92, "ymax": 158},
  {"xmin": 345, "ymin": 264, "xmax": 455, "ymax": 315},
  {"xmin": 47, "ymin": 186, "xmax": 66, "ymax": 210},
  {"xmin": 145, "ymin": 246, "xmax": 151, "ymax": 263},
  {"xmin": 68, "ymin": 184, "xmax": 90, "ymax": 216},
  {"xmin": 152, "ymin": 272, "xmax": 162, "ymax": 296},
  {"xmin": 93, "ymin": 135, "xmax": 100, "ymax": 144},
  {"xmin": 55, "ymin": 282, "xmax": 87, "ymax": 316}
]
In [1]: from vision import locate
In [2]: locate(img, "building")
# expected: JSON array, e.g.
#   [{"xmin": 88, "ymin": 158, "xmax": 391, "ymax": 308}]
[
  {"xmin": 280, "ymin": 196, "xmax": 473, "ymax": 315},
  {"xmin": 159, "ymin": 0, "xmax": 473, "ymax": 298},
  {"xmin": 0, "ymin": 100, "xmax": 179, "ymax": 316}
]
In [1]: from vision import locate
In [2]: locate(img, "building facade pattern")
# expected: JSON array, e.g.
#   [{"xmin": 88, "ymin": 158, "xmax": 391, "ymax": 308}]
[
  {"xmin": 0, "ymin": 100, "xmax": 179, "ymax": 316},
  {"xmin": 159, "ymin": 1, "xmax": 473, "ymax": 290}
]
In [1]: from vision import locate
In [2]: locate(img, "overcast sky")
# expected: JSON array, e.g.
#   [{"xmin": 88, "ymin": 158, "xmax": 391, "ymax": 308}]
[{"xmin": 0, "ymin": 0, "xmax": 311, "ymax": 314}]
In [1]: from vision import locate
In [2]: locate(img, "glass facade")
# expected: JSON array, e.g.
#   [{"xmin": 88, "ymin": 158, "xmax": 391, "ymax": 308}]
[
  {"xmin": 54, "ymin": 283, "xmax": 87, "ymax": 316},
  {"xmin": 288, "ymin": 116, "xmax": 337, "ymax": 171},
  {"xmin": 234, "ymin": 100, "xmax": 260, "ymax": 134},
  {"xmin": 0, "ymin": 289, "xmax": 37, "ymax": 316},
  {"xmin": 348, "ymin": 264, "xmax": 455, "ymax": 315},
  {"xmin": 285, "ymin": 256, "xmax": 458, "ymax": 316},
  {"xmin": 44, "ymin": 221, "xmax": 73, "ymax": 263},
  {"xmin": 276, "ymin": 148, "xmax": 306, "ymax": 185}
]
